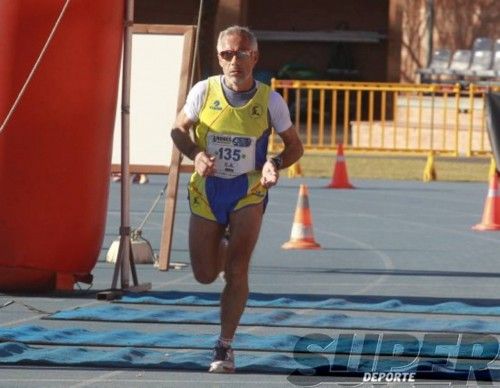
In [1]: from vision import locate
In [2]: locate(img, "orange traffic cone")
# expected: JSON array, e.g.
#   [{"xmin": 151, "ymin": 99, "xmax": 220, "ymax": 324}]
[
  {"xmin": 282, "ymin": 184, "xmax": 321, "ymax": 249},
  {"xmin": 473, "ymin": 171, "xmax": 500, "ymax": 231},
  {"xmin": 327, "ymin": 143, "xmax": 354, "ymax": 189}
]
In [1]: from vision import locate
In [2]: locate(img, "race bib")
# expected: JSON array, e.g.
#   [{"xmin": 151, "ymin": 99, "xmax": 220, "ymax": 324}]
[{"xmin": 206, "ymin": 131, "xmax": 256, "ymax": 178}]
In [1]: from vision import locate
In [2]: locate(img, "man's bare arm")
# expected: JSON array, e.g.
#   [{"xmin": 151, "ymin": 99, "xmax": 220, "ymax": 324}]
[
  {"xmin": 171, "ymin": 110, "xmax": 215, "ymax": 176},
  {"xmin": 274, "ymin": 126, "xmax": 304, "ymax": 168},
  {"xmin": 171, "ymin": 110, "xmax": 200, "ymax": 160},
  {"xmin": 260, "ymin": 126, "xmax": 303, "ymax": 188}
]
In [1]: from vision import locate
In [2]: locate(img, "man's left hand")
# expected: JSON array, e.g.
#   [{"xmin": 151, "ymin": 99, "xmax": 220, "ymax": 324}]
[{"xmin": 260, "ymin": 160, "xmax": 279, "ymax": 188}]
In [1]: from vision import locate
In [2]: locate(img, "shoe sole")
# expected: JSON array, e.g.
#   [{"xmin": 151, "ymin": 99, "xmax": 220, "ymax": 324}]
[{"xmin": 208, "ymin": 361, "xmax": 235, "ymax": 373}]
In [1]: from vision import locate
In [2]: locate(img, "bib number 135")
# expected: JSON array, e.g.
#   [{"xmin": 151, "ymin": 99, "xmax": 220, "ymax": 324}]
[
  {"xmin": 206, "ymin": 131, "xmax": 255, "ymax": 177},
  {"xmin": 216, "ymin": 147, "xmax": 242, "ymax": 162}
]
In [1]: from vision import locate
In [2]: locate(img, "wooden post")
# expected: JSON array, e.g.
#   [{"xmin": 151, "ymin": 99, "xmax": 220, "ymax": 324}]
[
  {"xmin": 157, "ymin": 27, "xmax": 197, "ymax": 271},
  {"xmin": 98, "ymin": 0, "xmax": 152, "ymax": 299}
]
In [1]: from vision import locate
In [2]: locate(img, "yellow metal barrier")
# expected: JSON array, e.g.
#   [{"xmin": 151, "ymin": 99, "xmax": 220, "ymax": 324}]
[{"xmin": 270, "ymin": 79, "xmax": 500, "ymax": 157}]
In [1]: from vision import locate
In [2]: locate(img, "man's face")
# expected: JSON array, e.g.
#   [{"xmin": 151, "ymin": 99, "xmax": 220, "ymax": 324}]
[{"xmin": 218, "ymin": 33, "xmax": 258, "ymax": 91}]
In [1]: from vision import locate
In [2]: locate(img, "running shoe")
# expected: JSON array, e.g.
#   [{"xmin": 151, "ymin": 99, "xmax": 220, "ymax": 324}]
[{"xmin": 208, "ymin": 343, "xmax": 235, "ymax": 373}]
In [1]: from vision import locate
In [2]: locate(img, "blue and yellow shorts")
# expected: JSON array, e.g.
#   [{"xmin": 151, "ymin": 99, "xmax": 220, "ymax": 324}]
[{"xmin": 188, "ymin": 171, "xmax": 268, "ymax": 225}]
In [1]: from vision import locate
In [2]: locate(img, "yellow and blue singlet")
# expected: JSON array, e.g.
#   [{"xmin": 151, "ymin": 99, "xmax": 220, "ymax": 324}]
[{"xmin": 188, "ymin": 76, "xmax": 271, "ymax": 225}]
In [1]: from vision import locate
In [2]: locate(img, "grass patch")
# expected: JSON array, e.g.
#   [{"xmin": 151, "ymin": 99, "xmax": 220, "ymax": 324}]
[{"xmin": 298, "ymin": 153, "xmax": 492, "ymax": 182}]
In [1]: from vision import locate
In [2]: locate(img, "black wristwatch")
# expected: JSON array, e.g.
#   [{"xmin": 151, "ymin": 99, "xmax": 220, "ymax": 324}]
[{"xmin": 270, "ymin": 155, "xmax": 283, "ymax": 170}]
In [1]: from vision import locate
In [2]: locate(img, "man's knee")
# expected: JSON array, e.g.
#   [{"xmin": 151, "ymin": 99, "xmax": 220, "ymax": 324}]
[
  {"xmin": 225, "ymin": 263, "xmax": 249, "ymax": 283},
  {"xmin": 192, "ymin": 268, "xmax": 218, "ymax": 284}
]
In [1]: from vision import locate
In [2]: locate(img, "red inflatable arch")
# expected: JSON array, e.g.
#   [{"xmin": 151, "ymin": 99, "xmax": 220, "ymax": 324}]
[{"xmin": 0, "ymin": 0, "xmax": 123, "ymax": 291}]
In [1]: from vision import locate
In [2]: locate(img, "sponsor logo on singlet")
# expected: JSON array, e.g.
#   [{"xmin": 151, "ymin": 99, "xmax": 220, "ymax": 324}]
[
  {"xmin": 209, "ymin": 100, "xmax": 223, "ymax": 111},
  {"xmin": 250, "ymin": 104, "xmax": 263, "ymax": 118}
]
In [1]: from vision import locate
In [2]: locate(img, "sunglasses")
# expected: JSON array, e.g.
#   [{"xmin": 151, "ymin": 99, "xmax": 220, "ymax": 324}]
[{"xmin": 218, "ymin": 50, "xmax": 253, "ymax": 61}]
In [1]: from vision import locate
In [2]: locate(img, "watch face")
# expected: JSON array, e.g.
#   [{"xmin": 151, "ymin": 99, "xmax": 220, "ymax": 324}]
[{"xmin": 272, "ymin": 156, "xmax": 282, "ymax": 169}]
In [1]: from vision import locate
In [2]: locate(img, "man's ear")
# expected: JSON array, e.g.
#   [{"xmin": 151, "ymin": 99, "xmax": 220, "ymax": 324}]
[{"xmin": 253, "ymin": 51, "xmax": 259, "ymax": 65}]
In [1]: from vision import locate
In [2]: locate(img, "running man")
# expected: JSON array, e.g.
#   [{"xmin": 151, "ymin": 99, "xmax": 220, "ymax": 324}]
[{"xmin": 171, "ymin": 25, "xmax": 303, "ymax": 373}]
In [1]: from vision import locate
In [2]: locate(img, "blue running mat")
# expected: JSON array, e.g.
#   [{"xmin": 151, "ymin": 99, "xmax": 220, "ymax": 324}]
[
  {"xmin": 116, "ymin": 291, "xmax": 500, "ymax": 316},
  {"xmin": 45, "ymin": 305, "xmax": 500, "ymax": 334},
  {"xmin": 0, "ymin": 341, "xmax": 498, "ymax": 381},
  {"xmin": 1, "ymin": 325, "xmax": 497, "ymax": 359}
]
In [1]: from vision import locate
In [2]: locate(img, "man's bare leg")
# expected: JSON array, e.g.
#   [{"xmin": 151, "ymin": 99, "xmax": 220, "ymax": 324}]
[
  {"xmin": 189, "ymin": 205, "xmax": 263, "ymax": 373},
  {"xmin": 220, "ymin": 202, "xmax": 264, "ymax": 340},
  {"xmin": 189, "ymin": 215, "xmax": 226, "ymax": 284}
]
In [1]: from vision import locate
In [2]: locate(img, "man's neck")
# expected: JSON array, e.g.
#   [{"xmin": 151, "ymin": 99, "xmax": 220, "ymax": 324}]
[
  {"xmin": 220, "ymin": 76, "xmax": 258, "ymax": 108},
  {"xmin": 222, "ymin": 76, "xmax": 255, "ymax": 92}
]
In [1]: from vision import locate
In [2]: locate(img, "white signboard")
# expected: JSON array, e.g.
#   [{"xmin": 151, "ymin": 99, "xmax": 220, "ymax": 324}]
[{"xmin": 112, "ymin": 31, "xmax": 192, "ymax": 168}]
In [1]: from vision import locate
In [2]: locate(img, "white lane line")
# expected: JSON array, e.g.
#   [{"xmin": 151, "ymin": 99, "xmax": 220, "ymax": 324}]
[
  {"xmin": 0, "ymin": 272, "xmax": 194, "ymax": 327},
  {"xmin": 275, "ymin": 182, "xmax": 482, "ymax": 206},
  {"xmin": 0, "ymin": 314, "xmax": 47, "ymax": 327},
  {"xmin": 349, "ymin": 212, "xmax": 500, "ymax": 245},
  {"xmin": 0, "ymin": 299, "xmax": 99, "ymax": 328},
  {"xmin": 268, "ymin": 217, "xmax": 395, "ymax": 296},
  {"xmin": 0, "ymin": 378, "xmax": 294, "ymax": 386},
  {"xmin": 152, "ymin": 272, "xmax": 195, "ymax": 290},
  {"xmin": 242, "ymin": 217, "xmax": 395, "ymax": 332},
  {"xmin": 68, "ymin": 371, "xmax": 123, "ymax": 388},
  {"xmin": 289, "ymin": 195, "xmax": 500, "ymax": 245},
  {"xmin": 0, "ymin": 272, "xmax": 197, "ymax": 386}
]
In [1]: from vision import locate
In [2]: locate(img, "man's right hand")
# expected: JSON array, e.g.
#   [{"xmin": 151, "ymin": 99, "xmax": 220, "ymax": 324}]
[{"xmin": 194, "ymin": 151, "xmax": 216, "ymax": 177}]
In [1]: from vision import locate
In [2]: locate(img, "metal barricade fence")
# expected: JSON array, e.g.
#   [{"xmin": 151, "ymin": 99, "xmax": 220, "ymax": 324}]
[{"xmin": 270, "ymin": 79, "xmax": 500, "ymax": 157}]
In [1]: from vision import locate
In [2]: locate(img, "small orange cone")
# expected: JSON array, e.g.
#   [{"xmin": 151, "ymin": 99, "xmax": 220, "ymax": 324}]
[
  {"xmin": 282, "ymin": 184, "xmax": 321, "ymax": 249},
  {"xmin": 473, "ymin": 171, "xmax": 500, "ymax": 231},
  {"xmin": 287, "ymin": 161, "xmax": 303, "ymax": 178},
  {"xmin": 327, "ymin": 143, "xmax": 354, "ymax": 189},
  {"xmin": 422, "ymin": 152, "xmax": 437, "ymax": 182}
]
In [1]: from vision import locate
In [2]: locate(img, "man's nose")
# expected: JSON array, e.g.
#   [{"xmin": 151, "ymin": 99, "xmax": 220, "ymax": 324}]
[{"xmin": 230, "ymin": 54, "xmax": 241, "ymax": 63}]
